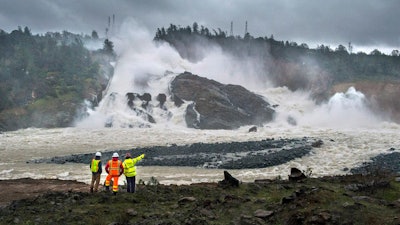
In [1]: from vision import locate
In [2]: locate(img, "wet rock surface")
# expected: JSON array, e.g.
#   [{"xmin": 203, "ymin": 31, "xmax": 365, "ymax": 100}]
[
  {"xmin": 350, "ymin": 151, "xmax": 400, "ymax": 174},
  {"xmin": 29, "ymin": 136, "xmax": 400, "ymax": 175},
  {"xmin": 170, "ymin": 72, "xmax": 275, "ymax": 129},
  {"xmin": 30, "ymin": 137, "xmax": 317, "ymax": 169}
]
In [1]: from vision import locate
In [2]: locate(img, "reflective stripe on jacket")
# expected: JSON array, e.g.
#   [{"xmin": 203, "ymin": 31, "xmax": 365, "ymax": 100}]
[
  {"xmin": 91, "ymin": 159, "xmax": 101, "ymax": 173},
  {"xmin": 108, "ymin": 160, "xmax": 122, "ymax": 176}
]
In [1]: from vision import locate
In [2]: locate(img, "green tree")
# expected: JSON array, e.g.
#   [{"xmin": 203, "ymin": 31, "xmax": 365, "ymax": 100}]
[
  {"xmin": 192, "ymin": 22, "xmax": 199, "ymax": 34},
  {"xmin": 91, "ymin": 30, "xmax": 99, "ymax": 39},
  {"xmin": 370, "ymin": 49, "xmax": 383, "ymax": 56},
  {"xmin": 102, "ymin": 39, "xmax": 114, "ymax": 55},
  {"xmin": 335, "ymin": 44, "xmax": 348, "ymax": 54}
]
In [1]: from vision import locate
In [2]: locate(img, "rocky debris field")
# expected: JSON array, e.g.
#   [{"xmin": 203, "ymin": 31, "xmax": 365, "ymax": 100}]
[
  {"xmin": 30, "ymin": 137, "xmax": 319, "ymax": 169},
  {"xmin": 351, "ymin": 151, "xmax": 400, "ymax": 174},
  {"xmin": 29, "ymin": 136, "xmax": 400, "ymax": 175}
]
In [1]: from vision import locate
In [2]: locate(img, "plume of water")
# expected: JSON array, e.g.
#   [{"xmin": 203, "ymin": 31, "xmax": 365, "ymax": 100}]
[{"xmin": 77, "ymin": 17, "xmax": 384, "ymax": 129}]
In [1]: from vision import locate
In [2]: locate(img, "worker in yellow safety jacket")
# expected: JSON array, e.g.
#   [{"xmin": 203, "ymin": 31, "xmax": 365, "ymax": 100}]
[
  {"xmin": 123, "ymin": 152, "xmax": 145, "ymax": 193},
  {"xmin": 89, "ymin": 152, "xmax": 102, "ymax": 193},
  {"xmin": 105, "ymin": 152, "xmax": 124, "ymax": 195}
]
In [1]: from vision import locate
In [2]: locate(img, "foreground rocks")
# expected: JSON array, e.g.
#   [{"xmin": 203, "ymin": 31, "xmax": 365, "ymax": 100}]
[
  {"xmin": 0, "ymin": 179, "xmax": 88, "ymax": 207},
  {"xmin": 1, "ymin": 173, "xmax": 400, "ymax": 224}
]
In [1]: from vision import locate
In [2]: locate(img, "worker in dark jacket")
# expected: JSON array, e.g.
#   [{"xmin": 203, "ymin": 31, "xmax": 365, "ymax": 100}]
[{"xmin": 89, "ymin": 152, "xmax": 102, "ymax": 193}]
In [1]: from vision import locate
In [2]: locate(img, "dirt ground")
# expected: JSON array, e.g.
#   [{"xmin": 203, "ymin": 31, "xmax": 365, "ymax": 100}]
[{"xmin": 0, "ymin": 178, "xmax": 90, "ymax": 207}]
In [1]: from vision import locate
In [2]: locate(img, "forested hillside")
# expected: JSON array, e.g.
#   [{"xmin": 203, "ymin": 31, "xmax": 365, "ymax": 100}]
[
  {"xmin": 0, "ymin": 27, "xmax": 114, "ymax": 131},
  {"xmin": 155, "ymin": 23, "xmax": 400, "ymax": 102}
]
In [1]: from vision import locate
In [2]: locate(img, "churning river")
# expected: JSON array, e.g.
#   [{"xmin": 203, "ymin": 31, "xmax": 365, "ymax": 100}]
[{"xmin": 1, "ymin": 123, "xmax": 399, "ymax": 185}]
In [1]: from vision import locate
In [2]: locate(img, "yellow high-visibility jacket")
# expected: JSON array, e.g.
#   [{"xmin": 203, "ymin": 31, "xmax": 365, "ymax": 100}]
[
  {"xmin": 123, "ymin": 154, "xmax": 144, "ymax": 177},
  {"xmin": 90, "ymin": 159, "xmax": 102, "ymax": 173}
]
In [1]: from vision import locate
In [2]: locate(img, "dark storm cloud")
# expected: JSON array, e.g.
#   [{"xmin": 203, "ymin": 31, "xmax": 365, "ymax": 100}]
[{"xmin": 1, "ymin": 0, "xmax": 399, "ymax": 50}]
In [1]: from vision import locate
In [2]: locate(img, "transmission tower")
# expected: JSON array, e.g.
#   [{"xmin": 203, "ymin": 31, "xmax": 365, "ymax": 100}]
[
  {"xmin": 230, "ymin": 21, "xmax": 233, "ymax": 36},
  {"xmin": 245, "ymin": 21, "xmax": 248, "ymax": 36},
  {"xmin": 105, "ymin": 16, "xmax": 111, "ymax": 38},
  {"xmin": 106, "ymin": 14, "xmax": 116, "ymax": 38},
  {"xmin": 348, "ymin": 42, "xmax": 353, "ymax": 54}
]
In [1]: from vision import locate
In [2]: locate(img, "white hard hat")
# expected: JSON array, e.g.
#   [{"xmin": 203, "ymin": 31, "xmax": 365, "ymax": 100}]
[
  {"xmin": 95, "ymin": 152, "xmax": 102, "ymax": 157},
  {"xmin": 112, "ymin": 152, "xmax": 119, "ymax": 158}
]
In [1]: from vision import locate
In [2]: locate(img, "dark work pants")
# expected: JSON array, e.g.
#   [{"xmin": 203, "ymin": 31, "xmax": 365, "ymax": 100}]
[{"xmin": 126, "ymin": 176, "xmax": 136, "ymax": 193}]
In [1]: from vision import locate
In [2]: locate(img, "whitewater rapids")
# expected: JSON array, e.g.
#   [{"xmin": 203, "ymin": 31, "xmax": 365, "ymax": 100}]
[{"xmin": 1, "ymin": 122, "xmax": 399, "ymax": 185}]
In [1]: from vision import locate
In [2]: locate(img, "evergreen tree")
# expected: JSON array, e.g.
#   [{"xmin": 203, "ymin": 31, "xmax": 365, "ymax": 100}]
[
  {"xmin": 102, "ymin": 39, "xmax": 114, "ymax": 55},
  {"xmin": 91, "ymin": 30, "xmax": 99, "ymax": 39}
]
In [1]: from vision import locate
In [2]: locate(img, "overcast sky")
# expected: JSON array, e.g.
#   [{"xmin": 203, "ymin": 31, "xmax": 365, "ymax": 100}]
[{"xmin": 1, "ymin": 0, "xmax": 399, "ymax": 52}]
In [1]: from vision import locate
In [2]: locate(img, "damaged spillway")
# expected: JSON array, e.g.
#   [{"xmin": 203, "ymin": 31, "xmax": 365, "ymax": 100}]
[{"xmin": 93, "ymin": 72, "xmax": 276, "ymax": 129}]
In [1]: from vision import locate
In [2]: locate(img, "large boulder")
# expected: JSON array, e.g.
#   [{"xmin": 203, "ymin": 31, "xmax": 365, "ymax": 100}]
[
  {"xmin": 170, "ymin": 72, "xmax": 275, "ymax": 129},
  {"xmin": 218, "ymin": 171, "xmax": 240, "ymax": 188}
]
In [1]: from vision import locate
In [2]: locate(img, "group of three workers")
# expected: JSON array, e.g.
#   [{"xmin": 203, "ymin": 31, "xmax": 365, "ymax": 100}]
[{"xmin": 89, "ymin": 151, "xmax": 145, "ymax": 195}]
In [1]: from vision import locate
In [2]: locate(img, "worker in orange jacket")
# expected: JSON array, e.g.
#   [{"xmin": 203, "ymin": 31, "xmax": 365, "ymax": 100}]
[{"xmin": 105, "ymin": 152, "xmax": 124, "ymax": 195}]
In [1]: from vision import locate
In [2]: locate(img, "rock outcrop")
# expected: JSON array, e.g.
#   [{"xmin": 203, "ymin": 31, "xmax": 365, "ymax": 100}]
[
  {"xmin": 170, "ymin": 72, "xmax": 275, "ymax": 129},
  {"xmin": 218, "ymin": 171, "xmax": 240, "ymax": 188},
  {"xmin": 288, "ymin": 168, "xmax": 307, "ymax": 181}
]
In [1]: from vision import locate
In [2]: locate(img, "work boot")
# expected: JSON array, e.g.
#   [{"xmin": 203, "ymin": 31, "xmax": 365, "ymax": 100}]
[
  {"xmin": 90, "ymin": 187, "xmax": 93, "ymax": 193},
  {"xmin": 105, "ymin": 186, "xmax": 110, "ymax": 192},
  {"xmin": 113, "ymin": 191, "xmax": 117, "ymax": 196}
]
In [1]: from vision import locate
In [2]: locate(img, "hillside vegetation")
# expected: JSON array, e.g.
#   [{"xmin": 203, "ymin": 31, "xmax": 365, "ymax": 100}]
[
  {"xmin": 155, "ymin": 23, "xmax": 400, "ymax": 104},
  {"xmin": 0, "ymin": 27, "xmax": 114, "ymax": 131},
  {"xmin": 1, "ymin": 173, "xmax": 400, "ymax": 224},
  {"xmin": 155, "ymin": 23, "xmax": 400, "ymax": 84}
]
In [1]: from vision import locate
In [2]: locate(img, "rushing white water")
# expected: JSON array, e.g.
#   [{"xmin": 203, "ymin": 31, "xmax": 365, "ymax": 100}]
[
  {"xmin": 1, "ymin": 123, "xmax": 400, "ymax": 185},
  {"xmin": 1, "ymin": 18, "xmax": 399, "ymax": 185}
]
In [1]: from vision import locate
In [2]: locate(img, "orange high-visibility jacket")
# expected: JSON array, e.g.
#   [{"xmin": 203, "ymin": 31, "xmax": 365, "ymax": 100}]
[{"xmin": 106, "ymin": 159, "xmax": 123, "ymax": 176}]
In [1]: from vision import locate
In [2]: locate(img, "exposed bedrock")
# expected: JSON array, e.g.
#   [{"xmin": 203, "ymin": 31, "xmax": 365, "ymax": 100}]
[{"xmin": 170, "ymin": 72, "xmax": 276, "ymax": 129}]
